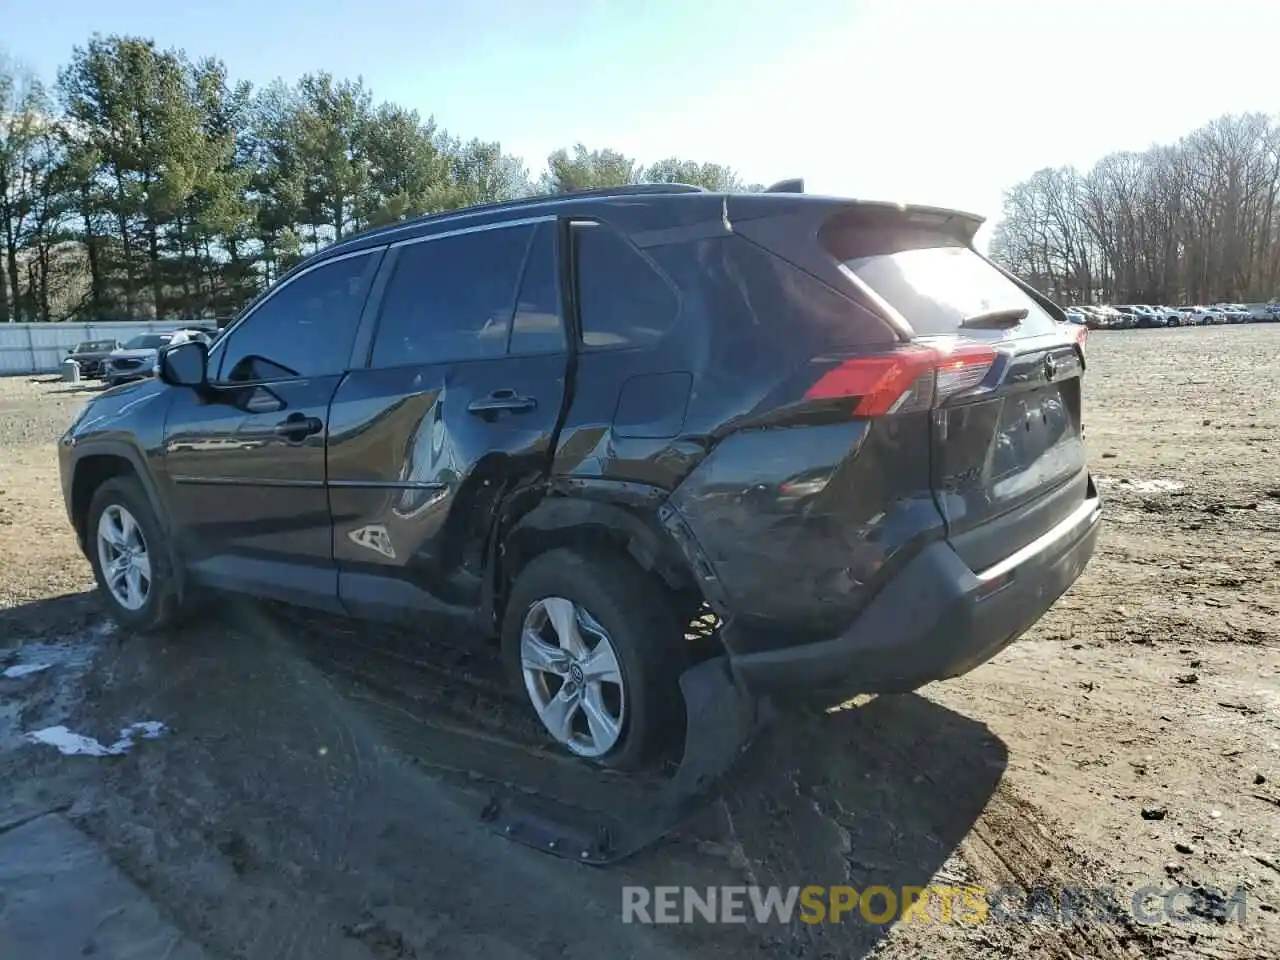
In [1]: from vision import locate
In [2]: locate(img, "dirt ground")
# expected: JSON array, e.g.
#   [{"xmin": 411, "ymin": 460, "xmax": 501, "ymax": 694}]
[{"xmin": 1, "ymin": 326, "xmax": 1277, "ymax": 959}]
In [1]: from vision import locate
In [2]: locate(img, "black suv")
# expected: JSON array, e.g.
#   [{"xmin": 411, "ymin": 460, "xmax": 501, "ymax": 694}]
[{"xmin": 59, "ymin": 184, "xmax": 1100, "ymax": 769}]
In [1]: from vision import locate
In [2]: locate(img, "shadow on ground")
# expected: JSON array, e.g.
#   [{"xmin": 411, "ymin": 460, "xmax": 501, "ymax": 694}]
[{"xmin": 2, "ymin": 593, "xmax": 1009, "ymax": 959}]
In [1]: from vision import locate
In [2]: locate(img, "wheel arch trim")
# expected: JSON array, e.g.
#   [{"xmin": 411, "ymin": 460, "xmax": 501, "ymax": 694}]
[
  {"xmin": 491, "ymin": 480, "xmax": 699, "ymax": 620},
  {"xmin": 67, "ymin": 440, "xmax": 185, "ymax": 598}
]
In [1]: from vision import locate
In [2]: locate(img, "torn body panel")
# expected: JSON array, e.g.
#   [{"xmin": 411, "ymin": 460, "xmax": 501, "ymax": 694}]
[
  {"xmin": 666, "ymin": 416, "xmax": 947, "ymax": 653},
  {"xmin": 327, "ymin": 352, "xmax": 568, "ymax": 615}
]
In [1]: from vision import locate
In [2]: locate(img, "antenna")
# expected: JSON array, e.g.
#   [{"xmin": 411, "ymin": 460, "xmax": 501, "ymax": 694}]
[{"xmin": 764, "ymin": 178, "xmax": 805, "ymax": 194}]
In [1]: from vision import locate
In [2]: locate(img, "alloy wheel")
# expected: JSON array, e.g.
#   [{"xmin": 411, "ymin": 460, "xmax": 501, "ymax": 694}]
[
  {"xmin": 520, "ymin": 596, "xmax": 626, "ymax": 758},
  {"xmin": 96, "ymin": 503, "xmax": 151, "ymax": 611}
]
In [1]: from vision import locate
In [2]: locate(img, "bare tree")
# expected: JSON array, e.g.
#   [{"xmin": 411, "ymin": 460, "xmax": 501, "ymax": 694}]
[{"xmin": 992, "ymin": 113, "xmax": 1280, "ymax": 305}]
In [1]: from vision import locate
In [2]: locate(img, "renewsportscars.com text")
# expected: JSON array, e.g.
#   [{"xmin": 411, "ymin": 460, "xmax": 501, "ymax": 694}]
[{"xmin": 621, "ymin": 884, "xmax": 1250, "ymax": 926}]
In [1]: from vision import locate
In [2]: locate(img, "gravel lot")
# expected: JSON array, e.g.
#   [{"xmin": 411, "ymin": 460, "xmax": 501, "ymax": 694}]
[{"xmin": 1, "ymin": 326, "xmax": 1278, "ymax": 959}]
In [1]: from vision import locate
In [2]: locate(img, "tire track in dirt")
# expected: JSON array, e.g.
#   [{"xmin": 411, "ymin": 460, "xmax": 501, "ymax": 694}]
[{"xmin": 963, "ymin": 783, "xmax": 1162, "ymax": 959}]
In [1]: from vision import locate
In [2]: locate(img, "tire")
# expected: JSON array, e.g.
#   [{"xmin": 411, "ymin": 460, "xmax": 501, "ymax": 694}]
[
  {"xmin": 86, "ymin": 475, "xmax": 183, "ymax": 632},
  {"xmin": 501, "ymin": 546, "xmax": 687, "ymax": 771}
]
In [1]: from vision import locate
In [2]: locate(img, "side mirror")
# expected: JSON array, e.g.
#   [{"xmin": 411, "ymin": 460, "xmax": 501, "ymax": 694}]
[{"xmin": 158, "ymin": 340, "xmax": 208, "ymax": 389}]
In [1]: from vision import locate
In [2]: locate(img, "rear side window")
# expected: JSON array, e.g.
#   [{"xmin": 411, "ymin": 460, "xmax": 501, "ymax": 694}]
[
  {"xmin": 508, "ymin": 223, "xmax": 566, "ymax": 355},
  {"xmin": 371, "ymin": 225, "xmax": 533, "ymax": 367},
  {"xmin": 827, "ymin": 230, "xmax": 1059, "ymax": 338},
  {"xmin": 218, "ymin": 251, "xmax": 376, "ymax": 382},
  {"xmin": 573, "ymin": 222, "xmax": 677, "ymax": 349}
]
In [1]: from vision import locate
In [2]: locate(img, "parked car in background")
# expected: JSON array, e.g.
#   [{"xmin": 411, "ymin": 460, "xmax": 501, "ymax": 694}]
[
  {"xmin": 1214, "ymin": 303, "xmax": 1250, "ymax": 323},
  {"xmin": 1177, "ymin": 306, "xmax": 1213, "ymax": 325},
  {"xmin": 103, "ymin": 333, "xmax": 177, "ymax": 386},
  {"xmin": 1080, "ymin": 306, "xmax": 1117, "ymax": 329},
  {"xmin": 1063, "ymin": 308, "xmax": 1088, "ymax": 325},
  {"xmin": 1117, "ymin": 305, "xmax": 1161, "ymax": 328},
  {"xmin": 1080, "ymin": 308, "xmax": 1106, "ymax": 329},
  {"xmin": 1096, "ymin": 307, "xmax": 1117, "ymax": 328},
  {"xmin": 1155, "ymin": 305, "xmax": 1182, "ymax": 326},
  {"xmin": 103, "ymin": 329, "xmax": 214, "ymax": 386},
  {"xmin": 1139, "ymin": 305, "xmax": 1169, "ymax": 327},
  {"xmin": 65, "ymin": 339, "xmax": 121, "ymax": 379},
  {"xmin": 1096, "ymin": 306, "xmax": 1129, "ymax": 329}
]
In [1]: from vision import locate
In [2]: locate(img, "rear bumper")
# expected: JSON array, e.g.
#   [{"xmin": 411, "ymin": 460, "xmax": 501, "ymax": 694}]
[{"xmin": 728, "ymin": 489, "xmax": 1102, "ymax": 700}]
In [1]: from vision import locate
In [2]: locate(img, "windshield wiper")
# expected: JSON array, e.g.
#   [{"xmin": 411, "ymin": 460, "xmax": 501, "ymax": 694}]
[{"xmin": 960, "ymin": 307, "xmax": 1028, "ymax": 330}]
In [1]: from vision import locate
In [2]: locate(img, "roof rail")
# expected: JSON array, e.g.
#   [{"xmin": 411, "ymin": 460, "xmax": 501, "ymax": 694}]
[
  {"xmin": 334, "ymin": 182, "xmax": 707, "ymax": 249},
  {"xmin": 557, "ymin": 182, "xmax": 706, "ymax": 198}
]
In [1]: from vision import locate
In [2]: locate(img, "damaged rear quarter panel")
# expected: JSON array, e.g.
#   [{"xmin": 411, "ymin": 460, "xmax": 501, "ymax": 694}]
[{"xmin": 667, "ymin": 415, "xmax": 947, "ymax": 650}]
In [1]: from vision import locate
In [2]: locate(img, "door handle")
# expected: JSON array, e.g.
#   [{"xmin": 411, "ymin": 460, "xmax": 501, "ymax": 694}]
[
  {"xmin": 467, "ymin": 390, "xmax": 537, "ymax": 415},
  {"xmin": 273, "ymin": 414, "xmax": 323, "ymax": 439}
]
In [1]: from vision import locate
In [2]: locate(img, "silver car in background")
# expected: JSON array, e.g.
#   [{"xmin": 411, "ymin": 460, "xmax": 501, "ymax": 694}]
[{"xmin": 103, "ymin": 329, "xmax": 213, "ymax": 386}]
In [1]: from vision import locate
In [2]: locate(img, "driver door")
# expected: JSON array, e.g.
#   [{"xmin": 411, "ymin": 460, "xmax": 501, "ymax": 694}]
[{"xmin": 162, "ymin": 248, "xmax": 383, "ymax": 609}]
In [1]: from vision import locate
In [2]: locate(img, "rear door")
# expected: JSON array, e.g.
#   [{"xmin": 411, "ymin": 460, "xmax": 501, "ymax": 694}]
[
  {"xmin": 326, "ymin": 219, "xmax": 569, "ymax": 619},
  {"xmin": 828, "ymin": 224, "xmax": 1090, "ymax": 572}
]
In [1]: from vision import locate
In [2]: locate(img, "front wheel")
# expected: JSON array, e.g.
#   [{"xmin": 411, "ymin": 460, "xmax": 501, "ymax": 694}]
[
  {"xmin": 501, "ymin": 547, "xmax": 687, "ymax": 771},
  {"xmin": 86, "ymin": 476, "xmax": 183, "ymax": 632}
]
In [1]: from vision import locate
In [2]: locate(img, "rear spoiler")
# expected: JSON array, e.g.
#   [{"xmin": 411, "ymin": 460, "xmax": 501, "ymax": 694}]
[{"xmin": 819, "ymin": 202, "xmax": 986, "ymax": 248}]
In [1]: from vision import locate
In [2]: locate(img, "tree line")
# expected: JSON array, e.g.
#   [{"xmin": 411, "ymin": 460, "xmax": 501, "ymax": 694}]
[
  {"xmin": 990, "ymin": 113, "xmax": 1280, "ymax": 306},
  {"xmin": 0, "ymin": 36, "xmax": 760, "ymax": 323}
]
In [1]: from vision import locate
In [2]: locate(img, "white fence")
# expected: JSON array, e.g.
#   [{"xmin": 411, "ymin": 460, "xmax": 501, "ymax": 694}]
[{"xmin": 0, "ymin": 321, "xmax": 197, "ymax": 375}]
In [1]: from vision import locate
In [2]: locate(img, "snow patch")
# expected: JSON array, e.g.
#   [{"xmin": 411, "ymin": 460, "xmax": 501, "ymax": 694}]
[
  {"xmin": 25, "ymin": 720, "xmax": 168, "ymax": 757},
  {"xmin": 90, "ymin": 620, "xmax": 118, "ymax": 639},
  {"xmin": 2, "ymin": 662, "xmax": 52, "ymax": 679}
]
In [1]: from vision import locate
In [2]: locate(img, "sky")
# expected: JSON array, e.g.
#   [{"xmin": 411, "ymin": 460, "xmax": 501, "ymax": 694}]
[{"xmin": 3, "ymin": 0, "xmax": 1276, "ymax": 247}]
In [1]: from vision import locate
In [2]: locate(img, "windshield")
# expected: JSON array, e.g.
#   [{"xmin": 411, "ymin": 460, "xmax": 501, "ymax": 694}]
[
  {"xmin": 75, "ymin": 340, "xmax": 116, "ymax": 352},
  {"xmin": 122, "ymin": 334, "xmax": 170, "ymax": 350}
]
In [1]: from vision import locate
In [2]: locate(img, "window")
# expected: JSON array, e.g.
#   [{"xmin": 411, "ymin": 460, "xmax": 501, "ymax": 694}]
[
  {"xmin": 836, "ymin": 243, "xmax": 1059, "ymax": 339},
  {"xmin": 123, "ymin": 334, "xmax": 170, "ymax": 350},
  {"xmin": 573, "ymin": 222, "xmax": 678, "ymax": 349},
  {"xmin": 370, "ymin": 225, "xmax": 533, "ymax": 368},
  {"xmin": 217, "ymin": 252, "xmax": 375, "ymax": 382},
  {"xmin": 508, "ymin": 224, "xmax": 566, "ymax": 355}
]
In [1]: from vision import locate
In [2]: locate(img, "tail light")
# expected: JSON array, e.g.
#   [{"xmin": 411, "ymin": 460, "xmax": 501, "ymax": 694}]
[{"xmin": 803, "ymin": 342, "xmax": 997, "ymax": 416}]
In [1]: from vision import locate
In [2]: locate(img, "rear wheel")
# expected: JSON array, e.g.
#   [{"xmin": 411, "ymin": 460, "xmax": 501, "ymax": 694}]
[
  {"xmin": 86, "ymin": 476, "xmax": 183, "ymax": 632},
  {"xmin": 501, "ymin": 547, "xmax": 687, "ymax": 771}
]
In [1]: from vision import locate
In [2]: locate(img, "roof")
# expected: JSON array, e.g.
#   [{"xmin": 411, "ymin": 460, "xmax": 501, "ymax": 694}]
[
  {"xmin": 325, "ymin": 183, "xmax": 708, "ymax": 256},
  {"xmin": 297, "ymin": 184, "xmax": 987, "ymax": 276}
]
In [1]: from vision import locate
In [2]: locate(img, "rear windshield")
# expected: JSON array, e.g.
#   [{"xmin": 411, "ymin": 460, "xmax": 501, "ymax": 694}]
[{"xmin": 829, "ymin": 233, "xmax": 1060, "ymax": 338}]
